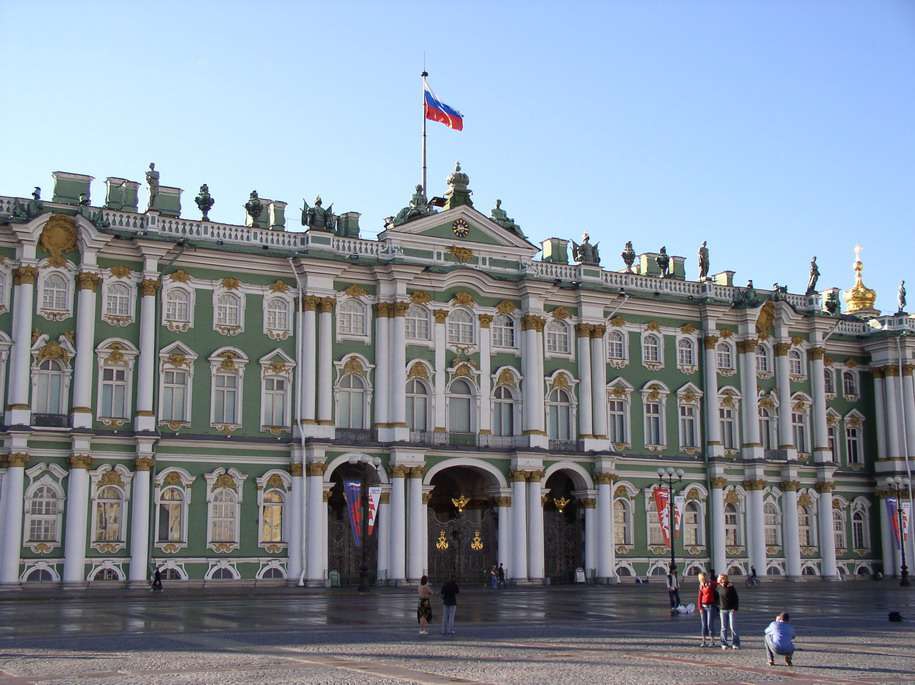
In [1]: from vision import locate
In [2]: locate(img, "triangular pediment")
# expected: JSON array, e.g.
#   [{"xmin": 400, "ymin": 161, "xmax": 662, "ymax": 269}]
[{"xmin": 380, "ymin": 205, "xmax": 538, "ymax": 255}]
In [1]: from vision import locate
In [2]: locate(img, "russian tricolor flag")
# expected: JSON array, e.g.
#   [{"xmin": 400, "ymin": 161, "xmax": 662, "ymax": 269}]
[{"xmin": 424, "ymin": 80, "xmax": 463, "ymax": 131}]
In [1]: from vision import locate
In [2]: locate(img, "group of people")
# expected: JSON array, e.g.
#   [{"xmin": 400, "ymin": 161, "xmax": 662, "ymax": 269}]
[
  {"xmin": 488, "ymin": 564, "xmax": 506, "ymax": 589},
  {"xmin": 417, "ymin": 575, "xmax": 460, "ymax": 636}
]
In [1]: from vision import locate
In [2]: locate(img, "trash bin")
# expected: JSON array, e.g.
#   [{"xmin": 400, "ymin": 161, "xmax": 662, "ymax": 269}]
[{"xmin": 575, "ymin": 567, "xmax": 586, "ymax": 583}]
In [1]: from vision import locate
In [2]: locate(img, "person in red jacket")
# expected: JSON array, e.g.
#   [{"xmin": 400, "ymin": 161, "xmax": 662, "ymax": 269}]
[{"xmin": 697, "ymin": 572, "xmax": 719, "ymax": 647}]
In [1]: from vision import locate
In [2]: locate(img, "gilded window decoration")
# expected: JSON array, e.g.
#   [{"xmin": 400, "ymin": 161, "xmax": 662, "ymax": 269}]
[
  {"xmin": 23, "ymin": 463, "xmax": 68, "ymax": 554},
  {"xmin": 213, "ymin": 288, "xmax": 245, "ymax": 336},
  {"xmin": 263, "ymin": 294, "xmax": 293, "ymax": 340},
  {"xmin": 90, "ymin": 465, "xmax": 133, "ymax": 553},
  {"xmin": 162, "ymin": 282, "xmax": 195, "ymax": 332},
  {"xmin": 205, "ymin": 467, "xmax": 247, "ymax": 553},
  {"xmin": 209, "ymin": 347, "xmax": 249, "ymax": 431},
  {"xmin": 95, "ymin": 339, "xmax": 138, "ymax": 425},
  {"xmin": 259, "ymin": 350, "xmax": 294, "ymax": 432},
  {"xmin": 158, "ymin": 342, "xmax": 198, "ymax": 429}
]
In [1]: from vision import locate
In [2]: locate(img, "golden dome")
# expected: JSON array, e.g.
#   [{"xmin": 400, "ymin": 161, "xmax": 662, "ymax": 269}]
[{"xmin": 843, "ymin": 245, "xmax": 878, "ymax": 316}]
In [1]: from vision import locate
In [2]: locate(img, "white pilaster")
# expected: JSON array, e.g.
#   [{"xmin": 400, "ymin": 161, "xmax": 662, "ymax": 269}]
[
  {"xmin": 738, "ymin": 337, "xmax": 761, "ymax": 450},
  {"xmin": 389, "ymin": 303, "xmax": 408, "ymax": 441},
  {"xmin": 478, "ymin": 316, "xmax": 493, "ymax": 436},
  {"xmin": 816, "ymin": 483, "xmax": 838, "ymax": 578},
  {"xmin": 302, "ymin": 298, "xmax": 317, "ymax": 427},
  {"xmin": 376, "ymin": 489, "xmax": 390, "ymax": 583},
  {"xmin": 389, "ymin": 468, "xmax": 407, "ymax": 583},
  {"xmin": 406, "ymin": 468, "xmax": 424, "ymax": 581},
  {"xmin": 809, "ymin": 347, "xmax": 831, "ymax": 463},
  {"xmin": 596, "ymin": 476, "xmax": 613, "ymax": 581},
  {"xmin": 884, "ymin": 369, "xmax": 902, "ymax": 458},
  {"xmin": 128, "ymin": 455, "xmax": 153, "ymax": 585},
  {"xmin": 774, "ymin": 342, "xmax": 795, "ymax": 454},
  {"xmin": 71, "ymin": 274, "xmax": 99, "ymax": 428},
  {"xmin": 746, "ymin": 485, "xmax": 766, "ymax": 579},
  {"xmin": 521, "ymin": 315, "xmax": 547, "ymax": 447},
  {"xmin": 433, "ymin": 310, "xmax": 447, "ymax": 435},
  {"xmin": 527, "ymin": 473, "xmax": 545, "ymax": 581},
  {"xmin": 702, "ymin": 333, "xmax": 723, "ymax": 457},
  {"xmin": 63, "ymin": 456, "xmax": 91, "ymax": 585},
  {"xmin": 7, "ymin": 268, "xmax": 36, "ymax": 426},
  {"xmin": 576, "ymin": 326, "xmax": 593, "ymax": 439},
  {"xmin": 305, "ymin": 463, "xmax": 326, "ymax": 585},
  {"xmin": 780, "ymin": 481, "xmax": 801, "ymax": 578},
  {"xmin": 134, "ymin": 278, "xmax": 158, "ymax": 432},
  {"xmin": 873, "ymin": 373, "xmax": 887, "ymax": 459},
  {"xmin": 590, "ymin": 328, "xmax": 608, "ymax": 444},
  {"xmin": 287, "ymin": 465, "xmax": 304, "ymax": 584},
  {"xmin": 510, "ymin": 472, "xmax": 528, "ymax": 581},
  {"xmin": 373, "ymin": 305, "xmax": 390, "ymax": 434},
  {"xmin": 901, "ymin": 366, "xmax": 915, "ymax": 458},
  {"xmin": 879, "ymin": 492, "xmax": 899, "ymax": 575},
  {"xmin": 316, "ymin": 299, "xmax": 334, "ymax": 433},
  {"xmin": 583, "ymin": 495, "xmax": 596, "ymax": 579},
  {"xmin": 709, "ymin": 478, "xmax": 727, "ymax": 573},
  {"xmin": 0, "ymin": 455, "xmax": 27, "ymax": 583},
  {"xmin": 497, "ymin": 491, "xmax": 511, "ymax": 571}
]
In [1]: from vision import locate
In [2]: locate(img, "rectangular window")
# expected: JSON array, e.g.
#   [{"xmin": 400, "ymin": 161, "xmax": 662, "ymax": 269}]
[
  {"xmin": 793, "ymin": 413, "xmax": 807, "ymax": 452},
  {"xmin": 100, "ymin": 367, "xmax": 129, "ymax": 418},
  {"xmin": 645, "ymin": 402, "xmax": 662, "ymax": 446},
  {"xmin": 846, "ymin": 427, "xmax": 860, "ymax": 464},
  {"xmin": 648, "ymin": 501, "xmax": 664, "ymax": 546},
  {"xmin": 214, "ymin": 373, "xmax": 238, "ymax": 424},
  {"xmin": 162, "ymin": 370, "xmax": 187, "ymax": 422},
  {"xmin": 263, "ymin": 377, "xmax": 286, "ymax": 426},
  {"xmin": 828, "ymin": 426, "xmax": 838, "ymax": 463},
  {"xmin": 720, "ymin": 408, "xmax": 736, "ymax": 450},
  {"xmin": 679, "ymin": 405, "xmax": 697, "ymax": 448},
  {"xmin": 608, "ymin": 399, "xmax": 626, "ymax": 444}
]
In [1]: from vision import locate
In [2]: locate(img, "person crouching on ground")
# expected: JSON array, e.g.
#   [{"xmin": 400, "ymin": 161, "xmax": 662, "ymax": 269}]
[
  {"xmin": 716, "ymin": 573, "xmax": 739, "ymax": 649},
  {"xmin": 441, "ymin": 576, "xmax": 459, "ymax": 636},
  {"xmin": 696, "ymin": 572, "xmax": 718, "ymax": 647},
  {"xmin": 764, "ymin": 612, "xmax": 795, "ymax": 666},
  {"xmin": 417, "ymin": 575, "xmax": 433, "ymax": 635},
  {"xmin": 666, "ymin": 564, "xmax": 681, "ymax": 612}
]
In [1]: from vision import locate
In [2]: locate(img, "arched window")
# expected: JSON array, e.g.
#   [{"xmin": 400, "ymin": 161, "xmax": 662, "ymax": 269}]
[
  {"xmin": 105, "ymin": 283, "xmax": 131, "ymax": 317},
  {"xmin": 852, "ymin": 509, "xmax": 868, "ymax": 549},
  {"xmin": 43, "ymin": 273, "xmax": 69, "ymax": 311},
  {"xmin": 157, "ymin": 486, "xmax": 185, "ymax": 543},
  {"xmin": 265, "ymin": 298, "xmax": 289, "ymax": 332},
  {"xmin": 677, "ymin": 338, "xmax": 695, "ymax": 367},
  {"xmin": 100, "ymin": 366, "xmax": 129, "ymax": 418},
  {"xmin": 262, "ymin": 375, "xmax": 287, "ymax": 427},
  {"xmin": 643, "ymin": 334, "xmax": 661, "ymax": 364},
  {"xmin": 165, "ymin": 288, "xmax": 190, "ymax": 323},
  {"xmin": 546, "ymin": 321, "xmax": 570, "ymax": 354},
  {"xmin": 492, "ymin": 315, "xmax": 516, "ymax": 348},
  {"xmin": 162, "ymin": 567, "xmax": 183, "ymax": 581},
  {"xmin": 833, "ymin": 508, "xmax": 846, "ymax": 550},
  {"xmin": 211, "ymin": 567, "xmax": 235, "ymax": 580},
  {"xmin": 261, "ymin": 566, "xmax": 284, "ymax": 579},
  {"xmin": 447, "ymin": 309, "xmax": 474, "ymax": 345},
  {"xmin": 843, "ymin": 371, "xmax": 857, "ymax": 397},
  {"xmin": 336, "ymin": 373, "xmax": 366, "ymax": 429},
  {"xmin": 789, "ymin": 349, "xmax": 804, "ymax": 376},
  {"xmin": 448, "ymin": 379, "xmax": 473, "ymax": 433},
  {"xmin": 26, "ymin": 568, "xmax": 55, "ymax": 583},
  {"xmin": 27, "ymin": 485, "xmax": 59, "ymax": 542},
  {"xmin": 33, "ymin": 360, "xmax": 67, "ymax": 415},
  {"xmin": 764, "ymin": 501, "xmax": 781, "ymax": 546},
  {"xmin": 93, "ymin": 485, "xmax": 123, "ymax": 542},
  {"xmin": 759, "ymin": 407, "xmax": 773, "ymax": 450},
  {"xmin": 607, "ymin": 330, "xmax": 626, "ymax": 360},
  {"xmin": 405, "ymin": 305, "xmax": 430, "ymax": 341},
  {"xmin": 716, "ymin": 342, "xmax": 734, "ymax": 371},
  {"xmin": 683, "ymin": 501, "xmax": 702, "ymax": 546},
  {"xmin": 647, "ymin": 495, "xmax": 664, "ymax": 546},
  {"xmin": 493, "ymin": 385, "xmax": 514, "ymax": 436},
  {"xmin": 216, "ymin": 293, "xmax": 241, "ymax": 327},
  {"xmin": 209, "ymin": 488, "xmax": 237, "ymax": 543},
  {"xmin": 94, "ymin": 568, "xmax": 120, "ymax": 581},
  {"xmin": 720, "ymin": 405, "xmax": 737, "ymax": 450},
  {"xmin": 798, "ymin": 505, "xmax": 813, "ymax": 546},
  {"xmin": 406, "ymin": 378, "xmax": 429, "ymax": 432},
  {"xmin": 337, "ymin": 299, "xmax": 366, "ymax": 336},
  {"xmin": 213, "ymin": 371, "xmax": 239, "ymax": 424},
  {"xmin": 261, "ymin": 489, "xmax": 285, "ymax": 543},
  {"xmin": 614, "ymin": 498, "xmax": 632, "ymax": 545},
  {"xmin": 546, "ymin": 387, "xmax": 572, "ymax": 440},
  {"xmin": 756, "ymin": 345, "xmax": 770, "ymax": 374},
  {"xmin": 724, "ymin": 503, "xmax": 740, "ymax": 546},
  {"xmin": 824, "ymin": 368, "xmax": 835, "ymax": 394}
]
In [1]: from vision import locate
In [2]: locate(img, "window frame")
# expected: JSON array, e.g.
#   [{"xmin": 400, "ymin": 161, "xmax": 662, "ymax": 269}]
[
  {"xmin": 641, "ymin": 383, "xmax": 669, "ymax": 450},
  {"xmin": 336, "ymin": 298, "xmax": 370, "ymax": 340},
  {"xmin": 256, "ymin": 470, "xmax": 292, "ymax": 549},
  {"xmin": 163, "ymin": 284, "xmax": 194, "ymax": 332},
  {"xmin": 157, "ymin": 343, "xmax": 197, "ymax": 427},
  {"xmin": 89, "ymin": 465, "xmax": 133, "ymax": 551},
  {"xmin": 641, "ymin": 332, "xmax": 664, "ymax": 369},
  {"xmin": 24, "ymin": 474, "xmax": 65, "ymax": 551},
  {"xmin": 716, "ymin": 340, "xmax": 736, "ymax": 375},
  {"xmin": 606, "ymin": 328, "xmax": 628, "ymax": 367},
  {"xmin": 263, "ymin": 295, "xmax": 293, "ymax": 341},
  {"xmin": 676, "ymin": 336, "xmax": 697, "ymax": 372},
  {"xmin": 208, "ymin": 348, "xmax": 248, "ymax": 429},
  {"xmin": 204, "ymin": 467, "xmax": 247, "ymax": 553},
  {"xmin": 154, "ymin": 467, "xmax": 194, "ymax": 551},
  {"xmin": 491, "ymin": 314, "xmax": 517, "ymax": 349},
  {"xmin": 213, "ymin": 289, "xmax": 245, "ymax": 335},
  {"xmin": 95, "ymin": 339, "xmax": 138, "ymax": 423},
  {"xmin": 36, "ymin": 267, "xmax": 74, "ymax": 321},
  {"xmin": 405, "ymin": 304, "xmax": 431, "ymax": 342},
  {"xmin": 545, "ymin": 319, "xmax": 572, "ymax": 357}
]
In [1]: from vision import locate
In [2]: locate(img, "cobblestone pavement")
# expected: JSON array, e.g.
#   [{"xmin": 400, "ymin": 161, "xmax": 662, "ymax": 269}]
[{"xmin": 1, "ymin": 581, "xmax": 914, "ymax": 684}]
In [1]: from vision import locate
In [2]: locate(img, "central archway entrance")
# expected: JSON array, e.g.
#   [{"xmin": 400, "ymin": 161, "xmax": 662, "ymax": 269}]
[
  {"xmin": 427, "ymin": 466, "xmax": 498, "ymax": 586},
  {"xmin": 544, "ymin": 471, "xmax": 584, "ymax": 584},
  {"xmin": 327, "ymin": 462, "xmax": 380, "ymax": 586}
]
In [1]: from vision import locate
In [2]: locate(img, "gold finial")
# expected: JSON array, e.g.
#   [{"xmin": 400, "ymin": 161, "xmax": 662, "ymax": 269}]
[
  {"xmin": 451, "ymin": 495, "xmax": 470, "ymax": 513},
  {"xmin": 844, "ymin": 244, "xmax": 878, "ymax": 316}
]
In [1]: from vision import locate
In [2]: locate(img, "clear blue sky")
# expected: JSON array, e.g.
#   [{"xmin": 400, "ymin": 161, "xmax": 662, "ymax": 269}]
[{"xmin": 2, "ymin": 1, "xmax": 913, "ymax": 312}]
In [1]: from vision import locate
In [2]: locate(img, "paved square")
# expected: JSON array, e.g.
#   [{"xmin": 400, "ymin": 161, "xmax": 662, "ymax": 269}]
[{"xmin": 1, "ymin": 582, "xmax": 914, "ymax": 684}]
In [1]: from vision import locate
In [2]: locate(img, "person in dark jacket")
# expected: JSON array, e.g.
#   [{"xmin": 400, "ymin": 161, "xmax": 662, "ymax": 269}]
[
  {"xmin": 696, "ymin": 572, "xmax": 718, "ymax": 647},
  {"xmin": 440, "ymin": 576, "xmax": 459, "ymax": 636},
  {"xmin": 666, "ymin": 564, "xmax": 681, "ymax": 612},
  {"xmin": 716, "ymin": 573, "xmax": 740, "ymax": 649}
]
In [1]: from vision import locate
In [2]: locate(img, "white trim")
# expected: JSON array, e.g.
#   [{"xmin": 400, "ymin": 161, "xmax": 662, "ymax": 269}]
[
  {"xmin": 157, "ymin": 342, "xmax": 198, "ymax": 427},
  {"xmin": 262, "ymin": 292, "xmax": 294, "ymax": 341},
  {"xmin": 336, "ymin": 296, "xmax": 372, "ymax": 343},
  {"xmin": 153, "ymin": 467, "xmax": 195, "ymax": 553},
  {"xmin": 35, "ymin": 263, "xmax": 75, "ymax": 321},
  {"xmin": 88, "ymin": 463, "xmax": 133, "ymax": 553},
  {"xmin": 259, "ymin": 350, "xmax": 295, "ymax": 431},
  {"xmin": 605, "ymin": 327, "xmax": 629, "ymax": 368},
  {"xmin": 256, "ymin": 469, "xmax": 292, "ymax": 550},
  {"xmin": 100, "ymin": 273, "xmax": 137, "ymax": 326},
  {"xmin": 675, "ymin": 334, "xmax": 698, "ymax": 374},
  {"xmin": 544, "ymin": 318, "xmax": 573, "ymax": 360},
  {"xmin": 212, "ymin": 287, "xmax": 246, "ymax": 336},
  {"xmin": 208, "ymin": 346, "xmax": 249, "ymax": 430},
  {"xmin": 640, "ymin": 381, "xmax": 670, "ymax": 450},
  {"xmin": 640, "ymin": 330, "xmax": 664, "ymax": 371},
  {"xmin": 94, "ymin": 338, "xmax": 138, "ymax": 423},
  {"xmin": 22, "ymin": 464, "xmax": 67, "ymax": 553},
  {"xmin": 161, "ymin": 281, "xmax": 195, "ymax": 332},
  {"xmin": 29, "ymin": 334, "xmax": 76, "ymax": 417},
  {"xmin": 334, "ymin": 353, "xmax": 375, "ymax": 429},
  {"xmin": 0, "ymin": 259, "xmax": 12, "ymax": 314}
]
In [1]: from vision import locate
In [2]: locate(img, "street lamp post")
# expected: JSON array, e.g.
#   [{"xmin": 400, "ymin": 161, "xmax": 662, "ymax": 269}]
[
  {"xmin": 885, "ymin": 476, "xmax": 911, "ymax": 587},
  {"xmin": 657, "ymin": 467, "xmax": 685, "ymax": 574}
]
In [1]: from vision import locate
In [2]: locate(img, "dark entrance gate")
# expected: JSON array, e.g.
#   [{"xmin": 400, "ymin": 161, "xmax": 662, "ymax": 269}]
[
  {"xmin": 327, "ymin": 463, "xmax": 379, "ymax": 586},
  {"xmin": 427, "ymin": 467, "xmax": 498, "ymax": 586},
  {"xmin": 544, "ymin": 471, "xmax": 584, "ymax": 583}
]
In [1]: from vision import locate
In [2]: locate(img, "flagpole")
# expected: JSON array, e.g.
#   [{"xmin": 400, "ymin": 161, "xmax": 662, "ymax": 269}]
[{"xmin": 421, "ymin": 70, "xmax": 428, "ymax": 197}]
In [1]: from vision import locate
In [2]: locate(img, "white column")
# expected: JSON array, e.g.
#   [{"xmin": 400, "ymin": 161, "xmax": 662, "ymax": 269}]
[
  {"xmin": 134, "ymin": 278, "xmax": 158, "ymax": 432},
  {"xmin": 305, "ymin": 463, "xmax": 326, "ymax": 585},
  {"xmin": 7, "ymin": 267, "xmax": 36, "ymax": 425},
  {"xmin": 510, "ymin": 472, "xmax": 528, "ymax": 581},
  {"xmin": 781, "ymin": 482, "xmax": 801, "ymax": 577},
  {"xmin": 497, "ymin": 493, "xmax": 511, "ymax": 571},
  {"xmin": 527, "ymin": 472, "xmax": 545, "ymax": 581},
  {"xmin": 809, "ymin": 348, "xmax": 830, "ymax": 462},
  {"xmin": 596, "ymin": 475, "xmax": 613, "ymax": 580},
  {"xmin": 576, "ymin": 325, "xmax": 593, "ymax": 438},
  {"xmin": 406, "ymin": 468, "xmax": 424, "ymax": 581},
  {"xmin": 873, "ymin": 372, "xmax": 887, "ymax": 460},
  {"xmin": 389, "ymin": 468, "xmax": 407, "ymax": 582},
  {"xmin": 879, "ymin": 492, "xmax": 899, "ymax": 575},
  {"xmin": 703, "ymin": 335, "xmax": 723, "ymax": 456},
  {"xmin": 901, "ymin": 366, "xmax": 915, "ymax": 458},
  {"xmin": 376, "ymin": 489, "xmax": 390, "ymax": 583},
  {"xmin": 521, "ymin": 316, "xmax": 546, "ymax": 444},
  {"xmin": 884, "ymin": 369, "xmax": 902, "ymax": 458},
  {"xmin": 738, "ymin": 339, "xmax": 761, "ymax": 448},
  {"xmin": 433, "ymin": 311, "xmax": 447, "ymax": 435},
  {"xmin": 373, "ymin": 304, "xmax": 390, "ymax": 432},
  {"xmin": 816, "ymin": 483, "xmax": 838, "ymax": 578},
  {"xmin": 746, "ymin": 485, "xmax": 766, "ymax": 578},
  {"xmin": 321, "ymin": 486, "xmax": 330, "ymax": 577},
  {"xmin": 389, "ymin": 303, "xmax": 408, "ymax": 440},
  {"xmin": 71, "ymin": 274, "xmax": 99, "ymax": 428},
  {"xmin": 63, "ymin": 456, "xmax": 91, "ymax": 585},
  {"xmin": 317, "ymin": 298, "xmax": 334, "ymax": 429},
  {"xmin": 590, "ymin": 327, "xmax": 608, "ymax": 440},
  {"xmin": 478, "ymin": 315, "xmax": 493, "ymax": 437},
  {"xmin": 0, "ymin": 454, "xmax": 28, "ymax": 583},
  {"xmin": 583, "ymin": 496, "xmax": 596, "ymax": 579},
  {"xmin": 709, "ymin": 478, "xmax": 726, "ymax": 574},
  {"xmin": 287, "ymin": 465, "xmax": 304, "ymax": 584},
  {"xmin": 128, "ymin": 457, "xmax": 153, "ymax": 584},
  {"xmin": 302, "ymin": 298, "xmax": 317, "ymax": 426},
  {"xmin": 774, "ymin": 342, "xmax": 795, "ymax": 453}
]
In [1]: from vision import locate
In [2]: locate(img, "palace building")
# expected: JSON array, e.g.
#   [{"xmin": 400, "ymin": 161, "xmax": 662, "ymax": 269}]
[{"xmin": 0, "ymin": 164, "xmax": 912, "ymax": 588}]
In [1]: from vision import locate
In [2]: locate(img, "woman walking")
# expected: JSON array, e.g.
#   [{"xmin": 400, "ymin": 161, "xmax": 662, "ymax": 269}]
[
  {"xmin": 417, "ymin": 575, "xmax": 433, "ymax": 635},
  {"xmin": 716, "ymin": 573, "xmax": 740, "ymax": 649},
  {"xmin": 696, "ymin": 572, "xmax": 718, "ymax": 647}
]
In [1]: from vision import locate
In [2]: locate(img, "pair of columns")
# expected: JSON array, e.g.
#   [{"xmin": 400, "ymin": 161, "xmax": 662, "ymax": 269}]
[
  {"xmin": 520, "ymin": 315, "xmax": 547, "ymax": 446},
  {"xmin": 299, "ymin": 296, "xmax": 336, "ymax": 436},
  {"xmin": 576, "ymin": 324, "xmax": 609, "ymax": 450},
  {"xmin": 371, "ymin": 302, "xmax": 409, "ymax": 441},
  {"xmin": 873, "ymin": 365, "xmax": 915, "ymax": 461},
  {"xmin": 509, "ymin": 469, "xmax": 546, "ymax": 581}
]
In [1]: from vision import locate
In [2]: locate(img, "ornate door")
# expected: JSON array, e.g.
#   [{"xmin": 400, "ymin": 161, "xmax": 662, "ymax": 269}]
[
  {"xmin": 428, "ymin": 505, "xmax": 497, "ymax": 585},
  {"xmin": 326, "ymin": 467, "xmax": 378, "ymax": 586},
  {"xmin": 544, "ymin": 499, "xmax": 583, "ymax": 583}
]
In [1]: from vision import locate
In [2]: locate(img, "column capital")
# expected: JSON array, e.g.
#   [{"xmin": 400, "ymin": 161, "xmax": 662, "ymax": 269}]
[
  {"xmin": 885, "ymin": 366, "xmax": 900, "ymax": 377},
  {"xmin": 779, "ymin": 480, "xmax": 801, "ymax": 492},
  {"xmin": 575, "ymin": 323, "xmax": 593, "ymax": 338},
  {"xmin": 319, "ymin": 296, "xmax": 336, "ymax": 313},
  {"xmin": 809, "ymin": 347, "xmax": 826, "ymax": 360},
  {"xmin": 140, "ymin": 278, "xmax": 160, "ymax": 296},
  {"xmin": 736, "ymin": 339, "xmax": 757, "ymax": 354},
  {"xmin": 494, "ymin": 495, "xmax": 512, "ymax": 507},
  {"xmin": 392, "ymin": 301, "xmax": 410, "ymax": 317},
  {"xmin": 580, "ymin": 497, "xmax": 596, "ymax": 509},
  {"xmin": 8, "ymin": 451, "xmax": 30, "ymax": 468},
  {"xmin": 703, "ymin": 335, "xmax": 719, "ymax": 349},
  {"xmin": 710, "ymin": 477, "xmax": 728, "ymax": 489},
  {"xmin": 289, "ymin": 463, "xmax": 304, "ymax": 477},
  {"xmin": 589, "ymin": 324, "xmax": 607, "ymax": 338},
  {"xmin": 742, "ymin": 478, "xmax": 766, "ymax": 491},
  {"xmin": 13, "ymin": 265, "xmax": 37, "ymax": 285},
  {"xmin": 380, "ymin": 491, "xmax": 391, "ymax": 504},
  {"xmin": 305, "ymin": 462, "xmax": 326, "ymax": 477},
  {"xmin": 904, "ymin": 364, "xmax": 915, "ymax": 377},
  {"xmin": 814, "ymin": 481, "xmax": 834, "ymax": 494},
  {"xmin": 134, "ymin": 456, "xmax": 155, "ymax": 472},
  {"xmin": 433, "ymin": 309, "xmax": 449, "ymax": 324},
  {"xmin": 509, "ymin": 469, "xmax": 528, "ymax": 482},
  {"xmin": 408, "ymin": 466, "xmax": 425, "ymax": 478},
  {"xmin": 478, "ymin": 313, "xmax": 493, "ymax": 328},
  {"xmin": 302, "ymin": 295, "xmax": 319, "ymax": 311},
  {"xmin": 374, "ymin": 302, "xmax": 392, "ymax": 318},
  {"xmin": 391, "ymin": 465, "xmax": 408, "ymax": 478},
  {"xmin": 77, "ymin": 271, "xmax": 101, "ymax": 291},
  {"xmin": 774, "ymin": 342, "xmax": 791, "ymax": 356},
  {"xmin": 872, "ymin": 366, "xmax": 885, "ymax": 379},
  {"xmin": 69, "ymin": 454, "xmax": 93, "ymax": 470},
  {"xmin": 521, "ymin": 314, "xmax": 545, "ymax": 331},
  {"xmin": 595, "ymin": 472, "xmax": 616, "ymax": 485}
]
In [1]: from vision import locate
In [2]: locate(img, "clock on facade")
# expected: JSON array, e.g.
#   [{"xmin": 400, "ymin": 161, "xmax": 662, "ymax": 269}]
[{"xmin": 451, "ymin": 218, "xmax": 470, "ymax": 238}]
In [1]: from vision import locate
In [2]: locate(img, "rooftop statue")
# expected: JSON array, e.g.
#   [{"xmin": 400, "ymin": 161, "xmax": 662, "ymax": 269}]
[
  {"xmin": 195, "ymin": 184, "xmax": 214, "ymax": 221},
  {"xmin": 490, "ymin": 199, "xmax": 525, "ymax": 238},
  {"xmin": 392, "ymin": 184, "xmax": 435, "ymax": 226},
  {"xmin": 301, "ymin": 195, "xmax": 336, "ymax": 231},
  {"xmin": 572, "ymin": 232, "xmax": 600, "ymax": 266},
  {"xmin": 806, "ymin": 256, "xmax": 819, "ymax": 295},
  {"xmin": 245, "ymin": 190, "xmax": 263, "ymax": 222},
  {"xmin": 899, "ymin": 280, "xmax": 907, "ymax": 314},
  {"xmin": 33, "ymin": 186, "xmax": 41, "ymax": 201},
  {"xmin": 11, "ymin": 187, "xmax": 43, "ymax": 223},
  {"xmin": 698, "ymin": 241, "xmax": 710, "ymax": 280},
  {"xmin": 771, "ymin": 282, "xmax": 788, "ymax": 301},
  {"xmin": 146, "ymin": 162, "xmax": 159, "ymax": 211},
  {"xmin": 656, "ymin": 246, "xmax": 671, "ymax": 278},
  {"xmin": 621, "ymin": 241, "xmax": 636, "ymax": 273},
  {"xmin": 824, "ymin": 289, "xmax": 840, "ymax": 315}
]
